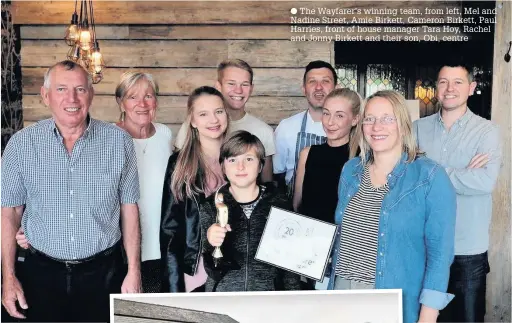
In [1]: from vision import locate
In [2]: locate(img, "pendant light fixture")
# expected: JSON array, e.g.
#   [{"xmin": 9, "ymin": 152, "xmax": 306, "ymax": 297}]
[{"xmin": 64, "ymin": 0, "xmax": 104, "ymax": 83}]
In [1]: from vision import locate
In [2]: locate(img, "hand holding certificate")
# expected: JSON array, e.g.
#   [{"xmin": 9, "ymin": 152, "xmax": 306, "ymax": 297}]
[{"xmin": 255, "ymin": 207, "xmax": 337, "ymax": 281}]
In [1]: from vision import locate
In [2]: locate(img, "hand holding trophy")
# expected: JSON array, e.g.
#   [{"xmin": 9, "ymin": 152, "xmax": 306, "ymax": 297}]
[{"xmin": 213, "ymin": 192, "xmax": 229, "ymax": 267}]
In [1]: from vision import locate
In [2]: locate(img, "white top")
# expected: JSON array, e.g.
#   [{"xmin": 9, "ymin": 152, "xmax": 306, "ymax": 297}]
[
  {"xmin": 273, "ymin": 110, "xmax": 325, "ymax": 184},
  {"xmin": 132, "ymin": 123, "xmax": 173, "ymax": 262},
  {"xmin": 174, "ymin": 112, "xmax": 276, "ymax": 156}
]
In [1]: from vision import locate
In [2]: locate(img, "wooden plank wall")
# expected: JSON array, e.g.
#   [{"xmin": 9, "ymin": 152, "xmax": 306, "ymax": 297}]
[
  {"xmin": 11, "ymin": 1, "xmax": 511, "ymax": 321},
  {"xmin": 488, "ymin": 1, "xmax": 511, "ymax": 322},
  {"xmin": 13, "ymin": 0, "xmax": 460, "ymax": 136}
]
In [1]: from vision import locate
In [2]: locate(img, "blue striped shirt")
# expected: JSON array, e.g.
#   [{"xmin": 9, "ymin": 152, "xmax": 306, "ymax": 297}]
[
  {"xmin": 1, "ymin": 117, "xmax": 140, "ymax": 260},
  {"xmin": 413, "ymin": 108, "xmax": 502, "ymax": 255}
]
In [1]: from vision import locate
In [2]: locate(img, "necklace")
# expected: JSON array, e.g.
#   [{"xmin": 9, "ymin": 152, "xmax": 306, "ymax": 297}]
[{"xmin": 135, "ymin": 139, "xmax": 150, "ymax": 155}]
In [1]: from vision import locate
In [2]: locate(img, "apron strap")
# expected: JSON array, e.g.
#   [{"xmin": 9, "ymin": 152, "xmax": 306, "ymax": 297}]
[
  {"xmin": 295, "ymin": 112, "xmax": 309, "ymax": 165},
  {"xmin": 288, "ymin": 111, "xmax": 326, "ymax": 198},
  {"xmin": 300, "ymin": 111, "xmax": 308, "ymax": 132}
]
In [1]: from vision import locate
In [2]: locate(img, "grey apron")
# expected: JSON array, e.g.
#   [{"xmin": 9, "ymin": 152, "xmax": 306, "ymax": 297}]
[{"xmin": 287, "ymin": 112, "xmax": 327, "ymax": 198}]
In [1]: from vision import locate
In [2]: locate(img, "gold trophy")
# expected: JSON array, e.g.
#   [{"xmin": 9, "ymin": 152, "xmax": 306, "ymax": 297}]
[{"xmin": 213, "ymin": 192, "xmax": 229, "ymax": 267}]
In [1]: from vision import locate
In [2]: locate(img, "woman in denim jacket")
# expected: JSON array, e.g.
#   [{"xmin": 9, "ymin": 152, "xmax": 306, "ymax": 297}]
[{"xmin": 328, "ymin": 90, "xmax": 456, "ymax": 323}]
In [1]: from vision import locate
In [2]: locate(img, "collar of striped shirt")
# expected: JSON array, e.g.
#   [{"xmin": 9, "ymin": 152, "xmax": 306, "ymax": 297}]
[
  {"xmin": 49, "ymin": 114, "xmax": 95, "ymax": 140},
  {"xmin": 435, "ymin": 106, "xmax": 474, "ymax": 128}
]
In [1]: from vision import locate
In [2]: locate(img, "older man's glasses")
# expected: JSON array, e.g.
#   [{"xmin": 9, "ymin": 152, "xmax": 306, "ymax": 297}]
[{"xmin": 362, "ymin": 116, "xmax": 397, "ymax": 125}]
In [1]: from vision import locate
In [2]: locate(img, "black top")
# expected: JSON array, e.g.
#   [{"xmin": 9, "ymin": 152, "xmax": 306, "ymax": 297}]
[{"xmin": 299, "ymin": 143, "xmax": 350, "ymax": 224}]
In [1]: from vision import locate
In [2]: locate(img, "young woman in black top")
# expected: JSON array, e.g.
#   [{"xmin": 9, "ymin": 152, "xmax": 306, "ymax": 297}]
[{"xmin": 293, "ymin": 88, "xmax": 362, "ymax": 224}]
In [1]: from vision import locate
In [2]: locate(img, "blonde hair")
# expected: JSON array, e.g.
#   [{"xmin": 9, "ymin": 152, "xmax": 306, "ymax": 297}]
[
  {"xmin": 171, "ymin": 86, "xmax": 230, "ymax": 201},
  {"xmin": 323, "ymin": 88, "xmax": 363, "ymax": 158},
  {"xmin": 353, "ymin": 90, "xmax": 422, "ymax": 164},
  {"xmin": 115, "ymin": 72, "xmax": 159, "ymax": 121},
  {"xmin": 217, "ymin": 59, "xmax": 254, "ymax": 84}
]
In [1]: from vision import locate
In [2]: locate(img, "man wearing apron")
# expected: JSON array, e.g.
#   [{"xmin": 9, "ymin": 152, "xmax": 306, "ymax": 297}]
[
  {"xmin": 273, "ymin": 60, "xmax": 337, "ymax": 290},
  {"xmin": 273, "ymin": 60, "xmax": 337, "ymax": 196}
]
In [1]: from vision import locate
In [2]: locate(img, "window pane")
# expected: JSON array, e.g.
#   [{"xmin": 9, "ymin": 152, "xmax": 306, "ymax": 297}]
[
  {"xmin": 470, "ymin": 66, "xmax": 493, "ymax": 119},
  {"xmin": 366, "ymin": 64, "xmax": 406, "ymax": 97},
  {"xmin": 414, "ymin": 66, "xmax": 439, "ymax": 117},
  {"xmin": 336, "ymin": 64, "xmax": 358, "ymax": 91}
]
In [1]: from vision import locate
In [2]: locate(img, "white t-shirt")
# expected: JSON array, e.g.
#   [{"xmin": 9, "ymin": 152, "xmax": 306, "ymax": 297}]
[
  {"xmin": 174, "ymin": 112, "xmax": 276, "ymax": 156},
  {"xmin": 132, "ymin": 123, "xmax": 173, "ymax": 262},
  {"xmin": 273, "ymin": 110, "xmax": 325, "ymax": 184}
]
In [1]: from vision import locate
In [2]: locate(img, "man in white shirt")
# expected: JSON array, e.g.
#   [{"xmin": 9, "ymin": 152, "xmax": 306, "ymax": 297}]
[
  {"xmin": 174, "ymin": 59, "xmax": 275, "ymax": 183},
  {"xmin": 273, "ymin": 60, "xmax": 337, "ymax": 195}
]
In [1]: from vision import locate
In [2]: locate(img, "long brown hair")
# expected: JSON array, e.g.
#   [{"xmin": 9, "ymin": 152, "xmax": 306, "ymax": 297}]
[{"xmin": 170, "ymin": 86, "xmax": 229, "ymax": 201}]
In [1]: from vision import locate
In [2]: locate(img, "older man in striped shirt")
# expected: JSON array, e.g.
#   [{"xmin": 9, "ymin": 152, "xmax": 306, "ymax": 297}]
[{"xmin": 1, "ymin": 60, "xmax": 141, "ymax": 322}]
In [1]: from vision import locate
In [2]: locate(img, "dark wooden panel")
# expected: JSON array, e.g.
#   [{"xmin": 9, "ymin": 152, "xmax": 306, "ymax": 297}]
[
  {"xmin": 20, "ymin": 40, "xmax": 227, "ymax": 68},
  {"xmin": 113, "ymin": 299, "xmax": 239, "ymax": 323},
  {"xmin": 21, "ymin": 24, "xmax": 467, "ymax": 41},
  {"xmin": 21, "ymin": 25, "xmax": 292, "ymax": 40},
  {"xmin": 20, "ymin": 40, "xmax": 331, "ymax": 68},
  {"xmin": 22, "ymin": 67, "xmax": 304, "ymax": 96},
  {"xmin": 12, "ymin": 1, "xmax": 461, "ymax": 25},
  {"xmin": 21, "ymin": 25, "xmax": 130, "ymax": 40},
  {"xmin": 228, "ymin": 40, "xmax": 331, "ymax": 68}
]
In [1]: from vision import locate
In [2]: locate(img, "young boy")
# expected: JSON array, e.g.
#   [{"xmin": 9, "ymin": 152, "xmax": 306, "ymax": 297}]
[{"xmin": 200, "ymin": 130, "xmax": 301, "ymax": 292}]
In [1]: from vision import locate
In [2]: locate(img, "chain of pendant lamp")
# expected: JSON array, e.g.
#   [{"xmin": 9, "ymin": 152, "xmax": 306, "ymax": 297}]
[{"xmin": 64, "ymin": 0, "xmax": 105, "ymax": 84}]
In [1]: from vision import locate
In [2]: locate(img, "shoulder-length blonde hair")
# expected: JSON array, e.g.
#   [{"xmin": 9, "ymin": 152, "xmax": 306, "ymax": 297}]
[
  {"xmin": 352, "ymin": 90, "xmax": 422, "ymax": 164},
  {"xmin": 170, "ymin": 86, "xmax": 230, "ymax": 201}
]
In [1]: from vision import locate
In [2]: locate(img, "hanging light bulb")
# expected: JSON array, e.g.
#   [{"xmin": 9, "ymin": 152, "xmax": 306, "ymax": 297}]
[
  {"xmin": 91, "ymin": 71, "xmax": 103, "ymax": 84},
  {"xmin": 65, "ymin": 25, "xmax": 79, "ymax": 46},
  {"xmin": 67, "ymin": 43, "xmax": 81, "ymax": 62},
  {"xmin": 78, "ymin": 56, "xmax": 89, "ymax": 70},
  {"xmin": 89, "ymin": 42, "xmax": 105, "ymax": 73},
  {"xmin": 78, "ymin": 24, "xmax": 92, "ymax": 51},
  {"xmin": 63, "ymin": 0, "xmax": 104, "ymax": 84},
  {"xmin": 64, "ymin": 12, "xmax": 79, "ymax": 46},
  {"xmin": 81, "ymin": 47, "xmax": 91, "ymax": 65}
]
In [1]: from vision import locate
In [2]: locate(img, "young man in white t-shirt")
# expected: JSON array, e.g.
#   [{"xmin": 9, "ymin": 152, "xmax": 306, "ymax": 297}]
[
  {"xmin": 273, "ymin": 60, "xmax": 338, "ymax": 194},
  {"xmin": 174, "ymin": 59, "xmax": 276, "ymax": 183}
]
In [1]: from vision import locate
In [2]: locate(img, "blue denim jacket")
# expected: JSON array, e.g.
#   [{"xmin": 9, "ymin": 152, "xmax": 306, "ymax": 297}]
[{"xmin": 327, "ymin": 153, "xmax": 456, "ymax": 323}]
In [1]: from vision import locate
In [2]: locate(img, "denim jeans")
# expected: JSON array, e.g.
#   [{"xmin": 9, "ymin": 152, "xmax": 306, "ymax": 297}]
[
  {"xmin": 438, "ymin": 251, "xmax": 490, "ymax": 323},
  {"xmin": 17, "ymin": 242, "xmax": 126, "ymax": 322}
]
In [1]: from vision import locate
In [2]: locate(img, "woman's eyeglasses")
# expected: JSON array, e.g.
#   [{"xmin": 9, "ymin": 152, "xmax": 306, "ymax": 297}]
[{"xmin": 362, "ymin": 116, "xmax": 397, "ymax": 125}]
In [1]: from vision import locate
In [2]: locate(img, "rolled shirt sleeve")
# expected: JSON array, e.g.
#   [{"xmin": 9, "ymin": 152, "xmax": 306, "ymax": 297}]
[
  {"xmin": 421, "ymin": 165, "xmax": 457, "ymax": 310},
  {"xmin": 261, "ymin": 125, "xmax": 276, "ymax": 157},
  {"xmin": 419, "ymin": 289, "xmax": 455, "ymax": 310},
  {"xmin": 119, "ymin": 133, "xmax": 140, "ymax": 204}
]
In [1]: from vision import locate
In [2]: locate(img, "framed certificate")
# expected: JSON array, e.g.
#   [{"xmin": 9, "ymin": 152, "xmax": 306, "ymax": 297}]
[{"xmin": 254, "ymin": 207, "xmax": 337, "ymax": 281}]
